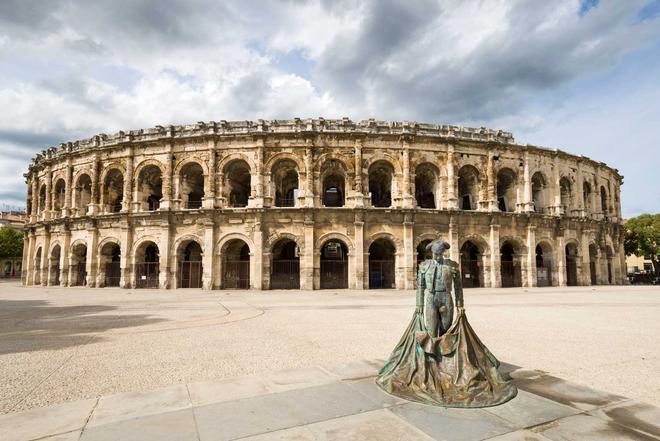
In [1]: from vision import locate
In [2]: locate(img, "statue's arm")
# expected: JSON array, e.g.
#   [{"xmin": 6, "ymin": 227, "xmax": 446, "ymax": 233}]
[
  {"xmin": 416, "ymin": 262, "xmax": 426, "ymax": 310},
  {"xmin": 452, "ymin": 261, "xmax": 464, "ymax": 308}
]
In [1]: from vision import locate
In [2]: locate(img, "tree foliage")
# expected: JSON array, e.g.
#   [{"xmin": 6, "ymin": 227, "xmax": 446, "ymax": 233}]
[
  {"xmin": 625, "ymin": 213, "xmax": 659, "ymax": 275},
  {"xmin": 0, "ymin": 226, "xmax": 24, "ymax": 258}
]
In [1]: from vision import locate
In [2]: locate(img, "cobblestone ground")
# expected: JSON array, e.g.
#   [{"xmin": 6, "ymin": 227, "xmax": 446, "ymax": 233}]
[{"xmin": 0, "ymin": 281, "xmax": 658, "ymax": 414}]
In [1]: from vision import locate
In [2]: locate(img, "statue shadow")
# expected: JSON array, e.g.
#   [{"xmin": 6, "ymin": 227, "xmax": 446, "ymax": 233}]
[{"xmin": 0, "ymin": 299, "xmax": 167, "ymax": 355}]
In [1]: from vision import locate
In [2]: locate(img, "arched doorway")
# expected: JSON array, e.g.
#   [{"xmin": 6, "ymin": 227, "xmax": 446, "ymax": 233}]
[
  {"xmin": 102, "ymin": 169, "xmax": 124, "ymax": 213},
  {"xmin": 321, "ymin": 160, "xmax": 346, "ymax": 207},
  {"xmin": 224, "ymin": 160, "xmax": 251, "ymax": 207},
  {"xmin": 320, "ymin": 240, "xmax": 348, "ymax": 289},
  {"xmin": 369, "ymin": 238, "xmax": 396, "ymax": 289},
  {"xmin": 565, "ymin": 243, "xmax": 579, "ymax": 286},
  {"xmin": 497, "ymin": 168, "xmax": 517, "ymax": 212},
  {"xmin": 177, "ymin": 241, "xmax": 203, "ymax": 288},
  {"xmin": 531, "ymin": 172, "xmax": 548, "ymax": 213},
  {"xmin": 368, "ymin": 161, "xmax": 394, "ymax": 207},
  {"xmin": 49, "ymin": 245, "xmax": 61, "ymax": 286},
  {"xmin": 461, "ymin": 241, "xmax": 482, "ymax": 288},
  {"xmin": 179, "ymin": 162, "xmax": 205, "ymax": 209},
  {"xmin": 222, "ymin": 239, "xmax": 250, "ymax": 289},
  {"xmin": 500, "ymin": 242, "xmax": 521, "ymax": 287},
  {"xmin": 535, "ymin": 243, "xmax": 552, "ymax": 287},
  {"xmin": 71, "ymin": 243, "xmax": 87, "ymax": 286},
  {"xmin": 270, "ymin": 239, "xmax": 300, "ymax": 289},
  {"xmin": 135, "ymin": 242, "xmax": 159, "ymax": 288},
  {"xmin": 100, "ymin": 243, "xmax": 121, "ymax": 287},
  {"xmin": 415, "ymin": 164, "xmax": 438, "ymax": 208},
  {"xmin": 606, "ymin": 246, "xmax": 614, "ymax": 284},
  {"xmin": 458, "ymin": 165, "xmax": 480, "ymax": 210},
  {"xmin": 589, "ymin": 244, "xmax": 598, "ymax": 285},
  {"xmin": 272, "ymin": 160, "xmax": 298, "ymax": 207},
  {"xmin": 137, "ymin": 165, "xmax": 163, "ymax": 211},
  {"xmin": 75, "ymin": 174, "xmax": 92, "ymax": 215}
]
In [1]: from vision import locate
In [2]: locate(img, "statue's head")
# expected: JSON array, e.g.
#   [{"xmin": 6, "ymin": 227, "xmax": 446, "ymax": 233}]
[{"xmin": 426, "ymin": 239, "xmax": 450, "ymax": 261}]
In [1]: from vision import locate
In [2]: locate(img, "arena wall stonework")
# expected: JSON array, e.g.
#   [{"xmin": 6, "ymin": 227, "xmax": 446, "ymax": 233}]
[{"xmin": 22, "ymin": 119, "xmax": 625, "ymax": 290}]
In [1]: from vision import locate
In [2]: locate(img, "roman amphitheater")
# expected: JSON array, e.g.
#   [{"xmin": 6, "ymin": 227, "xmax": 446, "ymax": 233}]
[{"xmin": 22, "ymin": 118, "xmax": 625, "ymax": 291}]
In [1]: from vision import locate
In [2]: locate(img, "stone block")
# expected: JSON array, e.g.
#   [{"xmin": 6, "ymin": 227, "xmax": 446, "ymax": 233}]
[
  {"xmin": 483, "ymin": 389, "xmax": 580, "ymax": 428},
  {"xmin": 533, "ymin": 413, "xmax": 655, "ymax": 441},
  {"xmin": 80, "ymin": 408, "xmax": 198, "ymax": 441}
]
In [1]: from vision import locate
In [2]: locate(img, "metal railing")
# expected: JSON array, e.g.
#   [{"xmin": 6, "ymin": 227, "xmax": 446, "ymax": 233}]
[{"xmin": 270, "ymin": 259, "xmax": 300, "ymax": 289}]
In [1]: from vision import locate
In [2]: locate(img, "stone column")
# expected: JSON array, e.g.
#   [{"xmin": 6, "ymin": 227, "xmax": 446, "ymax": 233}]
[
  {"xmin": 204, "ymin": 140, "xmax": 216, "ymax": 209},
  {"xmin": 489, "ymin": 222, "xmax": 501, "ymax": 287},
  {"xmin": 25, "ymin": 230, "xmax": 35, "ymax": 285},
  {"xmin": 64, "ymin": 161, "xmax": 73, "ymax": 217},
  {"xmin": 30, "ymin": 175, "xmax": 38, "ymax": 223},
  {"xmin": 485, "ymin": 151, "xmax": 497, "ymax": 211},
  {"xmin": 446, "ymin": 145, "xmax": 458, "ymax": 209},
  {"xmin": 252, "ymin": 217, "xmax": 264, "ymax": 289},
  {"xmin": 159, "ymin": 224, "xmax": 172, "ymax": 289},
  {"xmin": 305, "ymin": 139, "xmax": 314, "ymax": 207},
  {"xmin": 556, "ymin": 235, "xmax": 566, "ymax": 286},
  {"xmin": 552, "ymin": 155, "xmax": 562, "ymax": 215},
  {"xmin": 86, "ymin": 225, "xmax": 98, "ymax": 287},
  {"xmin": 354, "ymin": 211, "xmax": 365, "ymax": 289},
  {"xmin": 41, "ymin": 229, "xmax": 50, "ymax": 286},
  {"xmin": 251, "ymin": 138, "xmax": 265, "ymax": 207},
  {"xmin": 160, "ymin": 143, "xmax": 174, "ymax": 210},
  {"xmin": 401, "ymin": 140, "xmax": 414, "ymax": 208},
  {"xmin": 448, "ymin": 216, "xmax": 459, "ymax": 262},
  {"xmin": 21, "ymin": 233, "xmax": 30, "ymax": 285},
  {"xmin": 576, "ymin": 162, "xmax": 584, "ymax": 217},
  {"xmin": 526, "ymin": 225, "xmax": 536, "ymax": 287},
  {"xmin": 403, "ymin": 213, "xmax": 415, "ymax": 289},
  {"xmin": 522, "ymin": 151, "xmax": 533, "ymax": 212},
  {"xmin": 590, "ymin": 176, "xmax": 598, "ymax": 219},
  {"xmin": 302, "ymin": 211, "xmax": 314, "ymax": 290},
  {"xmin": 88, "ymin": 155, "xmax": 100, "ymax": 215},
  {"xmin": 353, "ymin": 139, "xmax": 364, "ymax": 208},
  {"xmin": 216, "ymin": 169, "xmax": 225, "ymax": 208},
  {"xmin": 202, "ymin": 220, "xmax": 214, "ymax": 289},
  {"xmin": 581, "ymin": 231, "xmax": 592, "ymax": 286},
  {"xmin": 45, "ymin": 168, "xmax": 53, "ymax": 220},
  {"xmin": 122, "ymin": 148, "xmax": 134, "ymax": 212},
  {"xmin": 60, "ymin": 228, "xmax": 70, "ymax": 286},
  {"xmin": 119, "ymin": 222, "xmax": 132, "ymax": 288}
]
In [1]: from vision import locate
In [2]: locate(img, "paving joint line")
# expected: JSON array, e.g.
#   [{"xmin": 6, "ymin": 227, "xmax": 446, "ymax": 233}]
[
  {"xmin": 186, "ymin": 383, "xmax": 202, "ymax": 441},
  {"xmin": 76, "ymin": 397, "xmax": 100, "ymax": 440}
]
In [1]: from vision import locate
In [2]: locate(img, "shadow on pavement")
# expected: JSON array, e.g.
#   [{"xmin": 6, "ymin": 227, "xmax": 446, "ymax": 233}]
[{"xmin": 0, "ymin": 299, "xmax": 167, "ymax": 355}]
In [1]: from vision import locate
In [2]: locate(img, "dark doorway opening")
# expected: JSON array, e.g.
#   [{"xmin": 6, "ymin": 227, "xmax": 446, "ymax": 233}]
[
  {"xmin": 500, "ymin": 242, "xmax": 521, "ymax": 287},
  {"xmin": 461, "ymin": 241, "xmax": 482, "ymax": 288},
  {"xmin": 271, "ymin": 239, "xmax": 300, "ymax": 289},
  {"xmin": 136, "ymin": 243, "xmax": 159, "ymax": 288},
  {"xmin": 369, "ymin": 238, "xmax": 396, "ymax": 289},
  {"xmin": 320, "ymin": 240, "xmax": 348, "ymax": 289},
  {"xmin": 178, "ymin": 241, "xmax": 203, "ymax": 288},
  {"xmin": 222, "ymin": 240, "xmax": 250, "ymax": 289}
]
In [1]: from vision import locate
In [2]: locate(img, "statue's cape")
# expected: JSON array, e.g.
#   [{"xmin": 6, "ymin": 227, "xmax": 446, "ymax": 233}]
[{"xmin": 375, "ymin": 311, "xmax": 517, "ymax": 408}]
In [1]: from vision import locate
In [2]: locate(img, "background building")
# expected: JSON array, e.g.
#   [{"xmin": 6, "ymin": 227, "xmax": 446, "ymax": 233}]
[
  {"xmin": 0, "ymin": 211, "xmax": 25, "ymax": 278},
  {"xmin": 22, "ymin": 119, "xmax": 625, "ymax": 290}
]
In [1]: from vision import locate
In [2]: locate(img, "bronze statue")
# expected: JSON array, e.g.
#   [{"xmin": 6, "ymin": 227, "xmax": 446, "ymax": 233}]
[{"xmin": 376, "ymin": 239, "xmax": 517, "ymax": 408}]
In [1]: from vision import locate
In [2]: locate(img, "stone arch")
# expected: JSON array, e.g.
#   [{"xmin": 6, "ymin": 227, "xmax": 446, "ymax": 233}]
[
  {"xmin": 496, "ymin": 167, "xmax": 518, "ymax": 212},
  {"xmin": 599, "ymin": 185, "xmax": 608, "ymax": 214},
  {"xmin": 366, "ymin": 232, "xmax": 403, "ymax": 254},
  {"xmin": 559, "ymin": 176, "xmax": 573, "ymax": 214},
  {"xmin": 368, "ymin": 159, "xmax": 396, "ymax": 207},
  {"xmin": 174, "ymin": 156, "xmax": 209, "ymax": 178},
  {"xmin": 217, "ymin": 233, "xmax": 253, "ymax": 290},
  {"xmin": 535, "ymin": 239, "xmax": 555, "ymax": 287},
  {"xmin": 531, "ymin": 171, "xmax": 550, "ymax": 213},
  {"xmin": 460, "ymin": 237, "xmax": 488, "ymax": 288},
  {"xmin": 459, "ymin": 234, "xmax": 490, "ymax": 255},
  {"xmin": 174, "ymin": 235, "xmax": 204, "ymax": 288},
  {"xmin": 414, "ymin": 232, "xmax": 441, "ymax": 250},
  {"xmin": 222, "ymin": 157, "xmax": 253, "ymax": 207},
  {"xmin": 34, "ymin": 245, "xmax": 43, "ymax": 285},
  {"xmin": 48, "ymin": 240, "xmax": 62, "ymax": 255},
  {"xmin": 48, "ymin": 242, "xmax": 62, "ymax": 286},
  {"xmin": 217, "ymin": 153, "xmax": 256, "ymax": 174},
  {"xmin": 131, "ymin": 236, "xmax": 161, "ymax": 257},
  {"xmin": 70, "ymin": 240, "xmax": 88, "ymax": 287},
  {"xmin": 367, "ymin": 234, "xmax": 398, "ymax": 289},
  {"xmin": 268, "ymin": 232, "xmax": 302, "ymax": 289},
  {"xmin": 133, "ymin": 158, "xmax": 166, "ymax": 179},
  {"xmin": 457, "ymin": 164, "xmax": 481, "ymax": 210},
  {"xmin": 133, "ymin": 237, "xmax": 160, "ymax": 288},
  {"xmin": 98, "ymin": 238, "xmax": 121, "ymax": 287},
  {"xmin": 52, "ymin": 177, "xmax": 67, "ymax": 214},
  {"xmin": 270, "ymin": 158, "xmax": 300, "ymax": 207},
  {"xmin": 365, "ymin": 152, "xmax": 402, "ymax": 175},
  {"xmin": 315, "ymin": 232, "xmax": 355, "ymax": 254},
  {"xmin": 414, "ymin": 162, "xmax": 440, "ymax": 208},
  {"xmin": 318, "ymin": 157, "xmax": 350, "ymax": 207},
  {"xmin": 265, "ymin": 152, "xmax": 306, "ymax": 175},
  {"xmin": 499, "ymin": 235, "xmax": 527, "ymax": 254},
  {"xmin": 565, "ymin": 238, "xmax": 581, "ymax": 286},
  {"xmin": 266, "ymin": 232, "xmax": 304, "ymax": 255},
  {"xmin": 101, "ymin": 167, "xmax": 125, "ymax": 213},
  {"xmin": 216, "ymin": 232, "xmax": 255, "ymax": 256},
  {"xmin": 313, "ymin": 153, "xmax": 352, "ymax": 175},
  {"xmin": 99, "ymin": 163, "xmax": 127, "ymax": 184}
]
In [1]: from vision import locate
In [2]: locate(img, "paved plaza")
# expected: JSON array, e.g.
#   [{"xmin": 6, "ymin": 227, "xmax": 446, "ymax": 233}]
[{"xmin": 0, "ymin": 282, "xmax": 659, "ymax": 439}]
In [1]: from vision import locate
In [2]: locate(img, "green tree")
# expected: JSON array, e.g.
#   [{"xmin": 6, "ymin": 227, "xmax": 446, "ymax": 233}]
[
  {"xmin": 0, "ymin": 226, "xmax": 24, "ymax": 258},
  {"xmin": 624, "ymin": 213, "xmax": 659, "ymax": 276}
]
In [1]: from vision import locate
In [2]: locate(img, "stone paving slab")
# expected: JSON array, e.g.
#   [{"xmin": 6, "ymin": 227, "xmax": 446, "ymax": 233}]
[{"xmin": 1, "ymin": 359, "xmax": 659, "ymax": 441}]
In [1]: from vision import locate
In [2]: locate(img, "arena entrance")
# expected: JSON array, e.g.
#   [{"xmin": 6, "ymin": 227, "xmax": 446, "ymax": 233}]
[
  {"xmin": 100, "ymin": 243, "xmax": 121, "ymax": 287},
  {"xmin": 270, "ymin": 239, "xmax": 300, "ymax": 289},
  {"xmin": 500, "ymin": 242, "xmax": 521, "ymax": 288},
  {"xmin": 369, "ymin": 238, "xmax": 395, "ymax": 289},
  {"xmin": 460, "ymin": 241, "xmax": 482, "ymax": 288},
  {"xmin": 565, "ymin": 243, "xmax": 579, "ymax": 286},
  {"xmin": 34, "ymin": 247, "xmax": 42, "ymax": 285},
  {"xmin": 49, "ymin": 245, "xmax": 61, "ymax": 286},
  {"xmin": 222, "ymin": 239, "xmax": 250, "ymax": 289},
  {"xmin": 135, "ymin": 242, "xmax": 159, "ymax": 288},
  {"xmin": 71, "ymin": 243, "xmax": 87, "ymax": 286},
  {"xmin": 320, "ymin": 240, "xmax": 348, "ymax": 289},
  {"xmin": 177, "ymin": 241, "xmax": 203, "ymax": 288},
  {"xmin": 535, "ymin": 243, "xmax": 552, "ymax": 287}
]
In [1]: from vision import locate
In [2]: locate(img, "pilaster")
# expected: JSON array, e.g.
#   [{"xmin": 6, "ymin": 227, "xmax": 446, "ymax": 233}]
[
  {"xmin": 526, "ymin": 225, "xmax": 536, "ymax": 287},
  {"xmin": 489, "ymin": 221, "xmax": 501, "ymax": 287}
]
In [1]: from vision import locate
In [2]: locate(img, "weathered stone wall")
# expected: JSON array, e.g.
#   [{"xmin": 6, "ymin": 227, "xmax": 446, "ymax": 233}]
[{"xmin": 22, "ymin": 119, "xmax": 625, "ymax": 290}]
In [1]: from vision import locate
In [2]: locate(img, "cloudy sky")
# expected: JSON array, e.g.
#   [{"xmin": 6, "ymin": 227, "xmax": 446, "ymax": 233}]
[{"xmin": 0, "ymin": 0, "xmax": 658, "ymax": 217}]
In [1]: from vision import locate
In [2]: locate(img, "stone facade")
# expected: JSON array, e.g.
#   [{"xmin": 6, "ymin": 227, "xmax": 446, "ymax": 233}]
[{"xmin": 22, "ymin": 118, "xmax": 626, "ymax": 290}]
